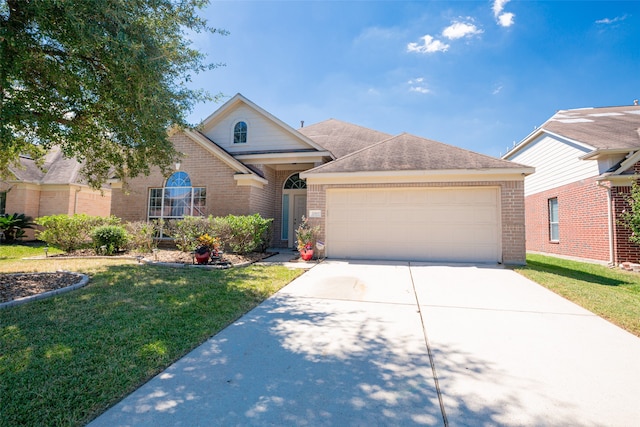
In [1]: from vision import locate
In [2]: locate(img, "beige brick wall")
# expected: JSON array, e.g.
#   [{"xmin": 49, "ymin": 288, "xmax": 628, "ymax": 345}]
[
  {"xmin": 111, "ymin": 132, "xmax": 271, "ymax": 223},
  {"xmin": 306, "ymin": 180, "xmax": 527, "ymax": 265}
]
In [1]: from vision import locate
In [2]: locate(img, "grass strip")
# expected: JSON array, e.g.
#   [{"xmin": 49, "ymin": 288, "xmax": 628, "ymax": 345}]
[{"xmin": 512, "ymin": 253, "xmax": 640, "ymax": 337}]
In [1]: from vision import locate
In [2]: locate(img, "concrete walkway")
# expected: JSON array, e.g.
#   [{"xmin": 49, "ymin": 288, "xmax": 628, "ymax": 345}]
[{"xmin": 89, "ymin": 261, "xmax": 640, "ymax": 426}]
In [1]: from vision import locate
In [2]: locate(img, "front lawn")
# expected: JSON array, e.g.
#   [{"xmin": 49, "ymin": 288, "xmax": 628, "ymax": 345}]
[
  {"xmin": 512, "ymin": 253, "xmax": 640, "ymax": 337},
  {"xmin": 0, "ymin": 246, "xmax": 303, "ymax": 426}
]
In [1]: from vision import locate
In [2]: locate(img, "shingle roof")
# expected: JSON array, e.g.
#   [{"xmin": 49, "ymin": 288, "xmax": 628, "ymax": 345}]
[
  {"xmin": 9, "ymin": 146, "xmax": 85, "ymax": 185},
  {"xmin": 542, "ymin": 105, "xmax": 640, "ymax": 150},
  {"xmin": 298, "ymin": 118, "xmax": 392, "ymax": 158},
  {"xmin": 308, "ymin": 132, "xmax": 529, "ymax": 174}
]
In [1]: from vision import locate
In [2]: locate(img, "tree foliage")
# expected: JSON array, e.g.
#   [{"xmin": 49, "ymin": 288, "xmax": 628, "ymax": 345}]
[
  {"xmin": 0, "ymin": 0, "xmax": 223, "ymax": 187},
  {"xmin": 619, "ymin": 182, "xmax": 640, "ymax": 245}
]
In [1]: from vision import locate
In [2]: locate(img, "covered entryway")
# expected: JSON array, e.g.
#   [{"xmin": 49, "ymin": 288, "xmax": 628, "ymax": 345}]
[{"xmin": 326, "ymin": 187, "xmax": 501, "ymax": 262}]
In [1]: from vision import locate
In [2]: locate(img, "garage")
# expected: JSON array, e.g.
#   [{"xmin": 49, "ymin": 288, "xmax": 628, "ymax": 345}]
[{"xmin": 326, "ymin": 187, "xmax": 501, "ymax": 262}]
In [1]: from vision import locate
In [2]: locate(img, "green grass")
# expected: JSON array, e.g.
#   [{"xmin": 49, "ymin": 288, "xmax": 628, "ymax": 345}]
[
  {"xmin": 512, "ymin": 253, "xmax": 640, "ymax": 337},
  {"xmin": 0, "ymin": 245, "xmax": 303, "ymax": 427},
  {"xmin": 0, "ymin": 242, "xmax": 63, "ymax": 260}
]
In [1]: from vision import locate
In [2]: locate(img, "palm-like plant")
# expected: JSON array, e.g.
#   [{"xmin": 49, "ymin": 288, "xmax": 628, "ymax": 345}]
[{"xmin": 0, "ymin": 213, "xmax": 35, "ymax": 243}]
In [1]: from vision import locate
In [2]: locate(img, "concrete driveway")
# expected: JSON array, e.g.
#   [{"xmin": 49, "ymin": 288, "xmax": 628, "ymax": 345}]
[{"xmin": 89, "ymin": 261, "xmax": 640, "ymax": 426}]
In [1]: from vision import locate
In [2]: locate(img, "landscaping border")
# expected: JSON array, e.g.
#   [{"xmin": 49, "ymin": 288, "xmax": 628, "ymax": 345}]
[{"xmin": 0, "ymin": 271, "xmax": 89, "ymax": 309}]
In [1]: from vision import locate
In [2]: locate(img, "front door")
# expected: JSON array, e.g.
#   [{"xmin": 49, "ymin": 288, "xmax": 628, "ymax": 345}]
[{"xmin": 290, "ymin": 193, "xmax": 307, "ymax": 247}]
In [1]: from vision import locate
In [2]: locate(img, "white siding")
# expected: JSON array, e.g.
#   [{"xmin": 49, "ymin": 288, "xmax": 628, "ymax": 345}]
[
  {"xmin": 509, "ymin": 135, "xmax": 600, "ymax": 196},
  {"xmin": 203, "ymin": 105, "xmax": 312, "ymax": 153}
]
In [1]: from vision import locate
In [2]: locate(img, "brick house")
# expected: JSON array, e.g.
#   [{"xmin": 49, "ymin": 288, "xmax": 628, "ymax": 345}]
[
  {"xmin": 503, "ymin": 104, "xmax": 640, "ymax": 265},
  {"xmin": 111, "ymin": 93, "xmax": 532, "ymax": 264},
  {"xmin": 0, "ymin": 146, "xmax": 112, "ymax": 239}
]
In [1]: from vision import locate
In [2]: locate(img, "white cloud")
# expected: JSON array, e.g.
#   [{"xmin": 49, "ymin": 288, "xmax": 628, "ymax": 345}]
[
  {"xmin": 407, "ymin": 35, "xmax": 449, "ymax": 53},
  {"xmin": 498, "ymin": 12, "xmax": 515, "ymax": 27},
  {"xmin": 596, "ymin": 15, "xmax": 628, "ymax": 25},
  {"xmin": 408, "ymin": 78, "xmax": 430, "ymax": 94},
  {"xmin": 492, "ymin": 85, "xmax": 503, "ymax": 95},
  {"xmin": 492, "ymin": 0, "xmax": 515, "ymax": 27},
  {"xmin": 442, "ymin": 21, "xmax": 483, "ymax": 40},
  {"xmin": 410, "ymin": 86, "xmax": 430, "ymax": 94}
]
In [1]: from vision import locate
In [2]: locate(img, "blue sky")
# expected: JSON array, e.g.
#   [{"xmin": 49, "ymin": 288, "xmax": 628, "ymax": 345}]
[{"xmin": 186, "ymin": 1, "xmax": 639, "ymax": 157}]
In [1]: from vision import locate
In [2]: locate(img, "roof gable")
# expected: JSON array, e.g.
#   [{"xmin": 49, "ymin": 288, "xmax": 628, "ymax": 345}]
[
  {"xmin": 307, "ymin": 132, "xmax": 530, "ymax": 174},
  {"xmin": 198, "ymin": 93, "xmax": 329, "ymax": 156}
]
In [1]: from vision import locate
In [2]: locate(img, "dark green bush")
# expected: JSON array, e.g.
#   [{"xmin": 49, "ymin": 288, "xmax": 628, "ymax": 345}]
[
  {"xmin": 35, "ymin": 214, "xmax": 120, "ymax": 252},
  {"xmin": 0, "ymin": 213, "xmax": 35, "ymax": 243},
  {"xmin": 222, "ymin": 214, "xmax": 272, "ymax": 254},
  {"xmin": 91, "ymin": 225, "xmax": 128, "ymax": 255}
]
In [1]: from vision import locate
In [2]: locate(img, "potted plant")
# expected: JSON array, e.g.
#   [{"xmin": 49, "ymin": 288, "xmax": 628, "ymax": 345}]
[
  {"xmin": 194, "ymin": 233, "xmax": 221, "ymax": 264},
  {"xmin": 295, "ymin": 216, "xmax": 320, "ymax": 261}
]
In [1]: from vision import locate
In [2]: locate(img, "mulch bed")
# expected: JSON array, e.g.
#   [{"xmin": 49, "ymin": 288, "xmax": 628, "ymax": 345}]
[
  {"xmin": 0, "ymin": 272, "xmax": 81, "ymax": 304},
  {"xmin": 1, "ymin": 250, "xmax": 273, "ymax": 304}
]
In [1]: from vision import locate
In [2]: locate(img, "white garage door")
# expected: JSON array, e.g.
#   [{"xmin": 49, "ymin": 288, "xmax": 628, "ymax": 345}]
[{"xmin": 326, "ymin": 187, "xmax": 500, "ymax": 263}]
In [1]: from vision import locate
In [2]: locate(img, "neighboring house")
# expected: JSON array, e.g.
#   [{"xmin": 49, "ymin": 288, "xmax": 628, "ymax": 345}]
[
  {"xmin": 0, "ymin": 146, "xmax": 112, "ymax": 239},
  {"xmin": 111, "ymin": 93, "xmax": 533, "ymax": 264},
  {"xmin": 503, "ymin": 104, "xmax": 640, "ymax": 265}
]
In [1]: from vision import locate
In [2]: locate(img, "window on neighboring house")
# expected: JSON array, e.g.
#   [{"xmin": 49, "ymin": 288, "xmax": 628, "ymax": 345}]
[
  {"xmin": 148, "ymin": 172, "xmax": 206, "ymax": 226},
  {"xmin": 233, "ymin": 121, "xmax": 247, "ymax": 144},
  {"xmin": 0, "ymin": 191, "xmax": 6, "ymax": 214},
  {"xmin": 549, "ymin": 197, "xmax": 559, "ymax": 242}
]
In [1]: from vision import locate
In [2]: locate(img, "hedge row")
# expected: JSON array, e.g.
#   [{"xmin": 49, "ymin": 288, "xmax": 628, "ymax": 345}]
[{"xmin": 35, "ymin": 214, "xmax": 272, "ymax": 255}]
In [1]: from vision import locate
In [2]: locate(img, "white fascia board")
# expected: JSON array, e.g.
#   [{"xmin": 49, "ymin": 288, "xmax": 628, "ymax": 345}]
[
  {"xmin": 233, "ymin": 151, "xmax": 332, "ymax": 165},
  {"xmin": 302, "ymin": 168, "xmax": 534, "ymax": 184},
  {"xmin": 184, "ymin": 129, "xmax": 253, "ymax": 174},
  {"xmin": 233, "ymin": 174, "xmax": 268, "ymax": 188},
  {"xmin": 502, "ymin": 129, "xmax": 546, "ymax": 159},
  {"xmin": 598, "ymin": 174, "xmax": 640, "ymax": 186},
  {"xmin": 503, "ymin": 128, "xmax": 596, "ymax": 159},
  {"xmin": 580, "ymin": 149, "xmax": 635, "ymax": 160}
]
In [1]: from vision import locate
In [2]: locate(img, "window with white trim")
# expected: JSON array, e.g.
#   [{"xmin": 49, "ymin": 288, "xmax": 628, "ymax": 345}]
[
  {"xmin": 549, "ymin": 197, "xmax": 559, "ymax": 242},
  {"xmin": 233, "ymin": 121, "xmax": 247, "ymax": 144},
  {"xmin": 148, "ymin": 172, "xmax": 206, "ymax": 221}
]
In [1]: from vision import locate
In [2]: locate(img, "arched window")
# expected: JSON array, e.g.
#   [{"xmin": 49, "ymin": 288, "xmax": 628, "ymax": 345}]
[
  {"xmin": 148, "ymin": 172, "xmax": 206, "ymax": 227},
  {"xmin": 166, "ymin": 171, "xmax": 191, "ymax": 188},
  {"xmin": 234, "ymin": 121, "xmax": 247, "ymax": 144},
  {"xmin": 284, "ymin": 173, "xmax": 306, "ymax": 189}
]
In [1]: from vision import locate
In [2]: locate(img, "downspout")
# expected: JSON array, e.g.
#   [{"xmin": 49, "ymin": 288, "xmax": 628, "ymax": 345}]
[
  {"xmin": 74, "ymin": 187, "xmax": 81, "ymax": 214},
  {"xmin": 597, "ymin": 180, "xmax": 615, "ymax": 266}
]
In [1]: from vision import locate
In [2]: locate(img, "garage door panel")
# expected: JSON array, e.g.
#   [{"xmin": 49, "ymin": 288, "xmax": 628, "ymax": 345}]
[{"xmin": 326, "ymin": 188, "xmax": 501, "ymax": 263}]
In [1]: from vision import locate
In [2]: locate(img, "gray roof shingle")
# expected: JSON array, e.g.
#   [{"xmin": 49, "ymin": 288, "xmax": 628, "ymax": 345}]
[
  {"xmin": 542, "ymin": 105, "xmax": 640, "ymax": 150},
  {"xmin": 298, "ymin": 119, "xmax": 392, "ymax": 158},
  {"xmin": 308, "ymin": 132, "xmax": 529, "ymax": 174}
]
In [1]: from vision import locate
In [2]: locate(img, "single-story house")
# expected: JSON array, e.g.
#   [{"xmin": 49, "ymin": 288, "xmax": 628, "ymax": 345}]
[
  {"xmin": 502, "ymin": 104, "xmax": 640, "ymax": 265},
  {"xmin": 111, "ymin": 93, "xmax": 533, "ymax": 264},
  {"xmin": 1, "ymin": 146, "xmax": 112, "ymax": 239}
]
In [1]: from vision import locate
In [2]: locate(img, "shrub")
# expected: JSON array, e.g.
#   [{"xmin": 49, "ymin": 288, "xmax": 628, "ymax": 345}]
[
  {"xmin": 166, "ymin": 216, "xmax": 214, "ymax": 252},
  {"xmin": 221, "ymin": 214, "xmax": 272, "ymax": 254},
  {"xmin": 125, "ymin": 220, "xmax": 161, "ymax": 252},
  {"xmin": 0, "ymin": 213, "xmax": 35, "ymax": 243},
  {"xmin": 36, "ymin": 214, "xmax": 120, "ymax": 252},
  {"xmin": 91, "ymin": 225, "xmax": 128, "ymax": 255}
]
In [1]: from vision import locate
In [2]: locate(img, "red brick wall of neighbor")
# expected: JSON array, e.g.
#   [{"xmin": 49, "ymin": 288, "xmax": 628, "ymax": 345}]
[
  {"xmin": 524, "ymin": 177, "xmax": 610, "ymax": 262},
  {"xmin": 612, "ymin": 185, "xmax": 640, "ymax": 264}
]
